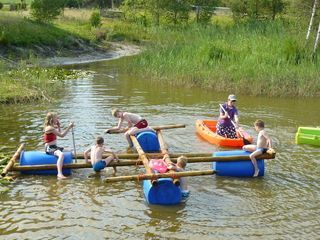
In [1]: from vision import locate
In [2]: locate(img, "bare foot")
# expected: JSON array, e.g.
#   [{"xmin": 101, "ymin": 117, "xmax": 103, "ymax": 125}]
[
  {"xmin": 253, "ymin": 169, "xmax": 260, "ymax": 177},
  {"xmin": 57, "ymin": 174, "xmax": 68, "ymax": 180},
  {"xmin": 113, "ymin": 167, "xmax": 117, "ymax": 174}
]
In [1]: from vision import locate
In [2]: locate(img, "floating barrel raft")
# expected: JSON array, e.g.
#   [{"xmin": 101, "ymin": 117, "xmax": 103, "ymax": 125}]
[
  {"xmin": 213, "ymin": 150, "xmax": 264, "ymax": 177},
  {"xmin": 20, "ymin": 151, "xmax": 73, "ymax": 175},
  {"xmin": 295, "ymin": 127, "xmax": 320, "ymax": 147},
  {"xmin": 1, "ymin": 124, "xmax": 276, "ymax": 206}
]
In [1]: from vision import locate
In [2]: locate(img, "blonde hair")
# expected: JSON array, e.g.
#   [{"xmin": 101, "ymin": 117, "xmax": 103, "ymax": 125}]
[
  {"xmin": 44, "ymin": 112, "xmax": 57, "ymax": 129},
  {"xmin": 177, "ymin": 155, "xmax": 187, "ymax": 169},
  {"xmin": 96, "ymin": 136, "xmax": 104, "ymax": 145},
  {"xmin": 254, "ymin": 119, "xmax": 265, "ymax": 128},
  {"xmin": 111, "ymin": 108, "xmax": 120, "ymax": 117}
]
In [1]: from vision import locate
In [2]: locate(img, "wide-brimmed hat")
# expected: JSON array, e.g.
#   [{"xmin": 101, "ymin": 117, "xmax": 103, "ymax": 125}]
[{"xmin": 228, "ymin": 94, "xmax": 237, "ymax": 101}]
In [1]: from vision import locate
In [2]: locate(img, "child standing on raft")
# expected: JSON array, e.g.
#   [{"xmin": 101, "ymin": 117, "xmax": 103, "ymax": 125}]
[
  {"xmin": 84, "ymin": 136, "xmax": 119, "ymax": 173},
  {"xmin": 43, "ymin": 112, "xmax": 74, "ymax": 179},
  {"xmin": 243, "ymin": 120, "xmax": 273, "ymax": 177},
  {"xmin": 105, "ymin": 109, "xmax": 154, "ymax": 149}
]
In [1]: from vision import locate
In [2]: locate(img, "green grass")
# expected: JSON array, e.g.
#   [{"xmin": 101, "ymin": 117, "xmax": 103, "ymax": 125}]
[{"xmin": 115, "ymin": 19, "xmax": 320, "ymax": 97}]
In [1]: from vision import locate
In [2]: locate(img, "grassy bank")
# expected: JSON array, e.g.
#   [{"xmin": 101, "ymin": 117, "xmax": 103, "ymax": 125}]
[
  {"xmin": 112, "ymin": 19, "xmax": 320, "ymax": 97},
  {"xmin": 0, "ymin": 62, "xmax": 86, "ymax": 103},
  {"xmin": 0, "ymin": 10, "xmax": 105, "ymax": 103}
]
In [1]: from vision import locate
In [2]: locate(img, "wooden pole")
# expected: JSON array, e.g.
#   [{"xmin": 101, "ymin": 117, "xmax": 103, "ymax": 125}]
[
  {"xmin": 107, "ymin": 124, "xmax": 186, "ymax": 134},
  {"xmin": 1, "ymin": 143, "xmax": 25, "ymax": 177},
  {"xmin": 11, "ymin": 152, "xmax": 276, "ymax": 172},
  {"xmin": 156, "ymin": 130, "xmax": 180, "ymax": 186},
  {"xmin": 130, "ymin": 135, "xmax": 157, "ymax": 185},
  {"xmin": 104, "ymin": 169, "xmax": 216, "ymax": 183},
  {"xmin": 307, "ymin": 0, "xmax": 319, "ymax": 40},
  {"xmin": 75, "ymin": 152, "xmax": 212, "ymax": 159}
]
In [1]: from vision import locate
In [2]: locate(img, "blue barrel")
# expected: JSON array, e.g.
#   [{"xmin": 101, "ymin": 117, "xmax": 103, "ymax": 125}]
[
  {"xmin": 19, "ymin": 151, "xmax": 73, "ymax": 175},
  {"xmin": 136, "ymin": 131, "xmax": 160, "ymax": 152},
  {"xmin": 143, "ymin": 178, "xmax": 182, "ymax": 205},
  {"xmin": 213, "ymin": 150, "xmax": 264, "ymax": 177}
]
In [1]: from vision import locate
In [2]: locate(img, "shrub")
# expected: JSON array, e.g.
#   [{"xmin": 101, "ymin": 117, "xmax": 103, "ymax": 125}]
[
  {"xmin": 90, "ymin": 11, "xmax": 102, "ymax": 28},
  {"xmin": 30, "ymin": 0, "xmax": 65, "ymax": 22},
  {"xmin": 0, "ymin": 2, "xmax": 3, "ymax": 10}
]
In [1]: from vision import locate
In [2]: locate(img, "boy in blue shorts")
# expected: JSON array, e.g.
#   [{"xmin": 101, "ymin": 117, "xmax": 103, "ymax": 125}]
[
  {"xmin": 243, "ymin": 120, "xmax": 273, "ymax": 177},
  {"xmin": 84, "ymin": 136, "xmax": 119, "ymax": 173}
]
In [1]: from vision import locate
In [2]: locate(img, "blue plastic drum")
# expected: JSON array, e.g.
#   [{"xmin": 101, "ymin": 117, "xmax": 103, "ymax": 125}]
[
  {"xmin": 19, "ymin": 151, "xmax": 73, "ymax": 175},
  {"xmin": 143, "ymin": 178, "xmax": 182, "ymax": 205},
  {"xmin": 213, "ymin": 150, "xmax": 265, "ymax": 177},
  {"xmin": 136, "ymin": 131, "xmax": 160, "ymax": 152}
]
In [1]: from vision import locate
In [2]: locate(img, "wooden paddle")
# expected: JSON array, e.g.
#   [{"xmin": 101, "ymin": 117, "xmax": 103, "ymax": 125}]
[{"xmin": 219, "ymin": 104, "xmax": 251, "ymax": 145}]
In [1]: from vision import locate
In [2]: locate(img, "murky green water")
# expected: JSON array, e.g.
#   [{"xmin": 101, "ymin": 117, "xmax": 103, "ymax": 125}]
[{"xmin": 0, "ymin": 57, "xmax": 319, "ymax": 239}]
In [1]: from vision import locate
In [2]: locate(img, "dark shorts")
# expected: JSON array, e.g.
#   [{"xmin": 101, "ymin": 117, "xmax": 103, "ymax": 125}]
[
  {"xmin": 257, "ymin": 148, "xmax": 268, "ymax": 154},
  {"xmin": 134, "ymin": 119, "xmax": 148, "ymax": 129},
  {"xmin": 93, "ymin": 160, "xmax": 107, "ymax": 172},
  {"xmin": 45, "ymin": 145, "xmax": 64, "ymax": 155}
]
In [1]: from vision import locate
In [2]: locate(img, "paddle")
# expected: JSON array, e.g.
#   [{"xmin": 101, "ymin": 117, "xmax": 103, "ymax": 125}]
[
  {"xmin": 219, "ymin": 104, "xmax": 251, "ymax": 145},
  {"xmin": 71, "ymin": 126, "xmax": 77, "ymax": 163}
]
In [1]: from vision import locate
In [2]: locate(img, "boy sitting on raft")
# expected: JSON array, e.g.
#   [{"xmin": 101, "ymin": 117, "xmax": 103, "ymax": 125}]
[
  {"xmin": 105, "ymin": 109, "xmax": 154, "ymax": 150},
  {"xmin": 84, "ymin": 136, "xmax": 119, "ymax": 173},
  {"xmin": 243, "ymin": 120, "xmax": 273, "ymax": 177}
]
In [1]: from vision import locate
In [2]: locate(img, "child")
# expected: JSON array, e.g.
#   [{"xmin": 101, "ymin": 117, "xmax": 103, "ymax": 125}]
[
  {"xmin": 84, "ymin": 136, "xmax": 119, "ymax": 173},
  {"xmin": 168, "ymin": 156, "xmax": 189, "ymax": 197},
  {"xmin": 105, "ymin": 109, "xmax": 154, "ymax": 149},
  {"xmin": 243, "ymin": 119, "xmax": 272, "ymax": 177},
  {"xmin": 43, "ymin": 112, "xmax": 74, "ymax": 179}
]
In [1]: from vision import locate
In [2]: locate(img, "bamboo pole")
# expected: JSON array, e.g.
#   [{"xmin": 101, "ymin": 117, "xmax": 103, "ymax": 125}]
[
  {"xmin": 107, "ymin": 124, "xmax": 186, "ymax": 134},
  {"xmin": 307, "ymin": 0, "xmax": 319, "ymax": 40},
  {"xmin": 130, "ymin": 135, "xmax": 157, "ymax": 185},
  {"xmin": 1, "ymin": 143, "xmax": 25, "ymax": 177},
  {"xmin": 104, "ymin": 170, "xmax": 216, "ymax": 183},
  {"xmin": 75, "ymin": 152, "xmax": 212, "ymax": 159},
  {"xmin": 11, "ymin": 152, "xmax": 276, "ymax": 172},
  {"xmin": 156, "ymin": 130, "xmax": 180, "ymax": 186}
]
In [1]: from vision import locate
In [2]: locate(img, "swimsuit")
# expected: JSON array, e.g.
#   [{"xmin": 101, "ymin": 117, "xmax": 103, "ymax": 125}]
[
  {"xmin": 134, "ymin": 119, "xmax": 148, "ymax": 129},
  {"xmin": 44, "ymin": 132, "xmax": 57, "ymax": 143},
  {"xmin": 257, "ymin": 148, "xmax": 268, "ymax": 154},
  {"xmin": 45, "ymin": 145, "xmax": 64, "ymax": 155},
  {"xmin": 93, "ymin": 160, "xmax": 107, "ymax": 172}
]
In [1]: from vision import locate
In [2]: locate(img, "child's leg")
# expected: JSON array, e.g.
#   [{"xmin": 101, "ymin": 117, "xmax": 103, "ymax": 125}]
[
  {"xmin": 250, "ymin": 150, "xmax": 262, "ymax": 177},
  {"xmin": 55, "ymin": 150, "xmax": 67, "ymax": 179},
  {"xmin": 104, "ymin": 155, "xmax": 117, "ymax": 174},
  {"xmin": 243, "ymin": 144, "xmax": 257, "ymax": 152},
  {"xmin": 124, "ymin": 130, "xmax": 134, "ymax": 147}
]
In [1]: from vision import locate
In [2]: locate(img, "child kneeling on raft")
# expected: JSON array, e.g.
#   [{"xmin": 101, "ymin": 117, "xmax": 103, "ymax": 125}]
[{"xmin": 84, "ymin": 136, "xmax": 119, "ymax": 173}]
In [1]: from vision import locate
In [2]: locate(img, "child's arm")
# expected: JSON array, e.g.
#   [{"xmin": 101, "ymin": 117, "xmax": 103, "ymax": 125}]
[
  {"xmin": 105, "ymin": 118, "xmax": 124, "ymax": 133},
  {"xmin": 83, "ymin": 147, "xmax": 91, "ymax": 163},
  {"xmin": 53, "ymin": 122, "xmax": 74, "ymax": 138},
  {"xmin": 104, "ymin": 149, "xmax": 119, "ymax": 161}
]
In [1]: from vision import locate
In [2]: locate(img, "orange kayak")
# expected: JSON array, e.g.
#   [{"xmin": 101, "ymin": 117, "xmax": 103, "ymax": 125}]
[{"xmin": 196, "ymin": 119, "xmax": 253, "ymax": 147}]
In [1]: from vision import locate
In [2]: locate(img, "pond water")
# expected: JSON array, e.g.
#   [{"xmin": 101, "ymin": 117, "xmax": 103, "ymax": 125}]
[{"xmin": 0, "ymin": 57, "xmax": 319, "ymax": 239}]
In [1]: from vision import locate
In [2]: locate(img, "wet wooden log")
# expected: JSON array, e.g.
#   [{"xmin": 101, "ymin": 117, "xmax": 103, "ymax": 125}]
[
  {"xmin": 107, "ymin": 124, "xmax": 186, "ymax": 134},
  {"xmin": 75, "ymin": 152, "xmax": 212, "ymax": 159},
  {"xmin": 1, "ymin": 143, "xmax": 25, "ymax": 177},
  {"xmin": 11, "ymin": 152, "xmax": 276, "ymax": 172},
  {"xmin": 156, "ymin": 130, "xmax": 180, "ymax": 186},
  {"xmin": 104, "ymin": 170, "xmax": 216, "ymax": 183},
  {"xmin": 130, "ymin": 135, "xmax": 157, "ymax": 186}
]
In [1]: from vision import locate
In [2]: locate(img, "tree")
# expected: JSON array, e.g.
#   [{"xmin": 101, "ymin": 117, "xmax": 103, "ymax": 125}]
[
  {"xmin": 192, "ymin": 0, "xmax": 220, "ymax": 24},
  {"xmin": 31, "ymin": 0, "xmax": 65, "ymax": 22}
]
